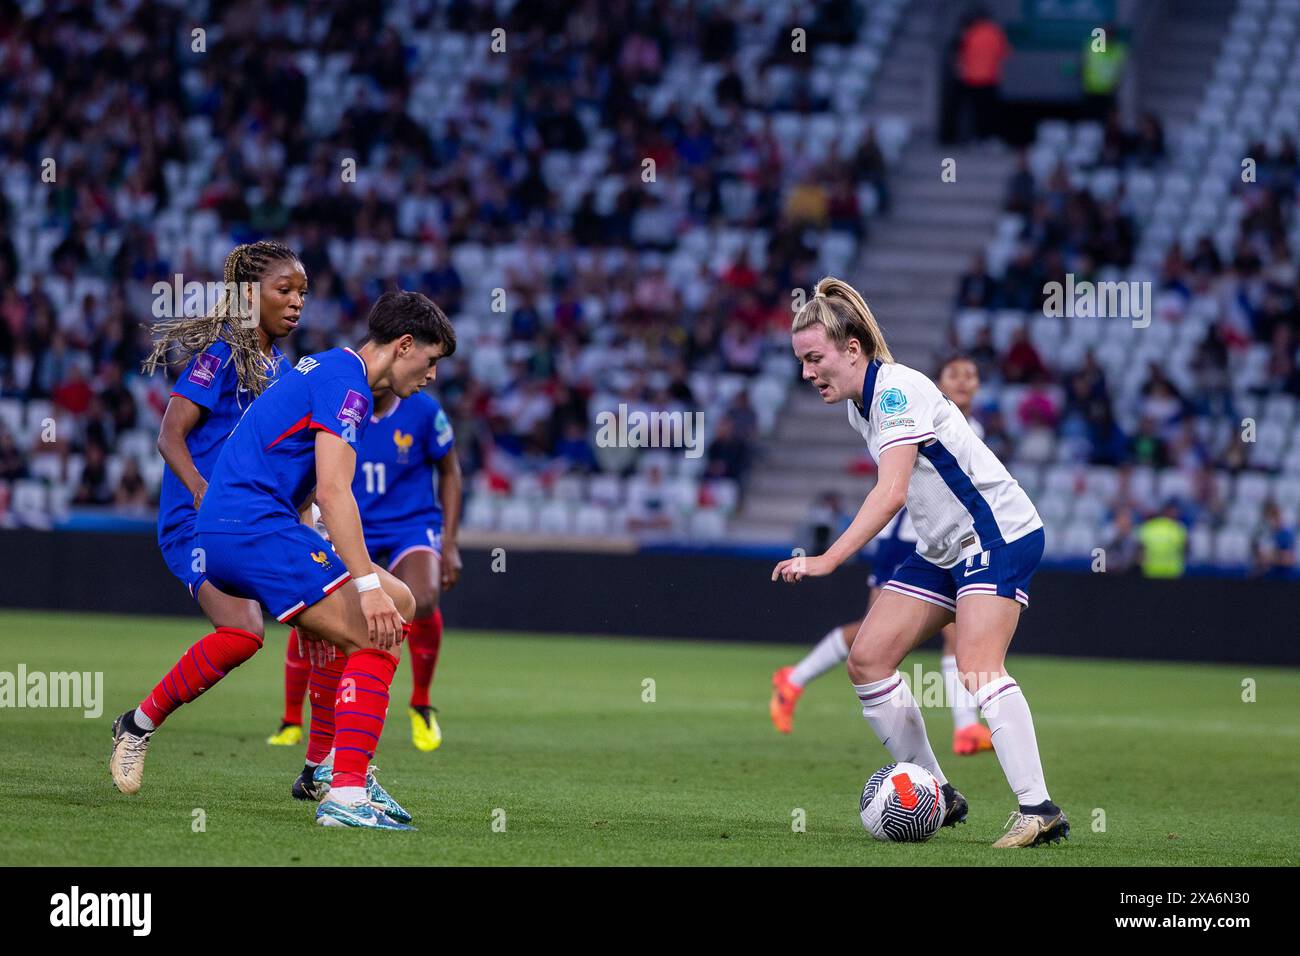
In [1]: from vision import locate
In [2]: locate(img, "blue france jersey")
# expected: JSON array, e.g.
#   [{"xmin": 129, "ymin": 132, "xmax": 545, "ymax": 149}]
[
  {"xmin": 353, "ymin": 391, "xmax": 454, "ymax": 531},
  {"xmin": 157, "ymin": 341, "xmax": 286, "ymax": 536},
  {"xmin": 197, "ymin": 347, "xmax": 372, "ymax": 535}
]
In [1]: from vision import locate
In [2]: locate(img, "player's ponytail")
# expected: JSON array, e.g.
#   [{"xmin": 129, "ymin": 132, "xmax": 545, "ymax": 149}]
[
  {"xmin": 142, "ymin": 240, "xmax": 301, "ymax": 396},
  {"xmin": 791, "ymin": 276, "xmax": 894, "ymax": 364}
]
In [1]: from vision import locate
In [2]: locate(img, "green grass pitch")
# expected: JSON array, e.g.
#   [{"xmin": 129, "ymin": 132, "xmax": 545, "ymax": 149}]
[{"xmin": 1, "ymin": 609, "xmax": 1296, "ymax": 866}]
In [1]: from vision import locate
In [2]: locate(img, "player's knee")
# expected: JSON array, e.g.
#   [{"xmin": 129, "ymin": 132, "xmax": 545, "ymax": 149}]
[
  {"xmin": 411, "ymin": 587, "xmax": 439, "ymax": 621},
  {"xmin": 229, "ymin": 612, "xmax": 263, "ymax": 643},
  {"xmin": 954, "ymin": 651, "xmax": 997, "ymax": 691},
  {"xmin": 391, "ymin": 580, "xmax": 417, "ymax": 622},
  {"xmin": 846, "ymin": 641, "xmax": 893, "ymax": 684},
  {"xmin": 846, "ymin": 655, "xmax": 879, "ymax": 684}
]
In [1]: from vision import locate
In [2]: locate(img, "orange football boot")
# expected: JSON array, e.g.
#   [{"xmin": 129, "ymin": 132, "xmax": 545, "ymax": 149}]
[
  {"xmin": 770, "ymin": 666, "xmax": 804, "ymax": 734},
  {"xmin": 953, "ymin": 722, "xmax": 994, "ymax": 755}
]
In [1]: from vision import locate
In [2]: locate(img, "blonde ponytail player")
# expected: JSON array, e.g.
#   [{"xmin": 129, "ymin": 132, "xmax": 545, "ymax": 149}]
[
  {"xmin": 771, "ymin": 355, "xmax": 994, "ymax": 757},
  {"xmin": 771, "ymin": 277, "xmax": 1067, "ymax": 848}
]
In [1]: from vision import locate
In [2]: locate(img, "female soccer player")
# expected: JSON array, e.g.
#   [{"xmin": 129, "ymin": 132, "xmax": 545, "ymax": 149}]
[
  {"xmin": 112, "ymin": 291, "xmax": 455, "ymax": 830},
  {"xmin": 270, "ymin": 382, "xmax": 462, "ymax": 757},
  {"xmin": 772, "ymin": 278, "xmax": 1066, "ymax": 848},
  {"xmin": 771, "ymin": 356, "xmax": 994, "ymax": 757},
  {"xmin": 146, "ymin": 241, "xmax": 302, "ymax": 628}
]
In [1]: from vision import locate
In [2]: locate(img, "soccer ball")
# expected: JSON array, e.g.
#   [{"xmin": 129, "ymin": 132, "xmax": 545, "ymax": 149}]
[{"xmin": 859, "ymin": 762, "xmax": 947, "ymax": 842}]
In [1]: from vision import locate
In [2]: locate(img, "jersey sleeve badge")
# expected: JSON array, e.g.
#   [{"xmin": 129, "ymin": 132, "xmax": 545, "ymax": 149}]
[
  {"xmin": 188, "ymin": 352, "xmax": 222, "ymax": 388},
  {"xmin": 878, "ymin": 387, "xmax": 909, "ymax": 415},
  {"xmin": 434, "ymin": 408, "xmax": 454, "ymax": 447},
  {"xmin": 338, "ymin": 389, "xmax": 370, "ymax": 429}
]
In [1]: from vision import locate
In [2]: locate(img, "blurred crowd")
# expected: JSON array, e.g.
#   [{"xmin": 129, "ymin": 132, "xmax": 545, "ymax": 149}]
[
  {"xmin": 945, "ymin": 116, "xmax": 1300, "ymax": 576},
  {"xmin": 0, "ymin": 0, "xmax": 894, "ymax": 526}
]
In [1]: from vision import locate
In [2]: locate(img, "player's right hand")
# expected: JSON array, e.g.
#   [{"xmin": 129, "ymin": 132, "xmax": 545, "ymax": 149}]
[
  {"xmin": 771, "ymin": 553, "xmax": 834, "ymax": 583},
  {"xmin": 192, "ymin": 479, "xmax": 208, "ymax": 511},
  {"xmin": 359, "ymin": 586, "xmax": 404, "ymax": 650},
  {"xmin": 296, "ymin": 625, "xmax": 336, "ymax": 667}
]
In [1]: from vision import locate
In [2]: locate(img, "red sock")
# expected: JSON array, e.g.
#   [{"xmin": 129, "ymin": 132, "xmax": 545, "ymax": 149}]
[
  {"xmin": 139, "ymin": 627, "xmax": 263, "ymax": 727},
  {"xmin": 332, "ymin": 647, "xmax": 397, "ymax": 789},
  {"xmin": 283, "ymin": 629, "xmax": 311, "ymax": 726},
  {"xmin": 306, "ymin": 652, "xmax": 346, "ymax": 765},
  {"xmin": 407, "ymin": 608, "xmax": 443, "ymax": 709}
]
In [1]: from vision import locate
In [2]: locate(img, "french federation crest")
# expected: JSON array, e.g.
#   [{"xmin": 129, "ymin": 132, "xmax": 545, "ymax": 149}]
[
  {"xmin": 393, "ymin": 429, "xmax": 414, "ymax": 463},
  {"xmin": 878, "ymin": 388, "xmax": 909, "ymax": 415}
]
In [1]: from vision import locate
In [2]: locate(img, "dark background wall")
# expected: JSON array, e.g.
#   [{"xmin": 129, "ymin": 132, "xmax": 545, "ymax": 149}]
[{"xmin": 1, "ymin": 530, "xmax": 1296, "ymax": 667}]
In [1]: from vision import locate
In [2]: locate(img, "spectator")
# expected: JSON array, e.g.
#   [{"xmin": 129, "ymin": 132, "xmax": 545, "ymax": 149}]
[
  {"xmin": 1080, "ymin": 23, "xmax": 1128, "ymax": 120},
  {"xmin": 1136, "ymin": 501, "xmax": 1188, "ymax": 579},
  {"xmin": 1252, "ymin": 501, "xmax": 1296, "ymax": 578},
  {"xmin": 114, "ymin": 457, "xmax": 150, "ymax": 513},
  {"xmin": 72, "ymin": 441, "xmax": 112, "ymax": 506},
  {"xmin": 1102, "ymin": 509, "xmax": 1139, "ymax": 573},
  {"xmin": 705, "ymin": 417, "xmax": 750, "ymax": 481},
  {"xmin": 956, "ymin": 252, "xmax": 997, "ymax": 309},
  {"xmin": 0, "ymin": 429, "xmax": 27, "ymax": 482},
  {"xmin": 950, "ymin": 7, "xmax": 1011, "ymax": 145},
  {"xmin": 1129, "ymin": 416, "xmax": 1170, "ymax": 469},
  {"xmin": 1001, "ymin": 329, "xmax": 1048, "ymax": 384},
  {"xmin": 806, "ymin": 490, "xmax": 849, "ymax": 554}
]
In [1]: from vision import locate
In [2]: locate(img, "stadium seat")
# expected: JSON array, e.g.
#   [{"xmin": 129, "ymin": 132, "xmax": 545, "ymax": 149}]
[
  {"xmin": 689, "ymin": 509, "xmax": 727, "ymax": 541},
  {"xmin": 463, "ymin": 495, "xmax": 497, "ymax": 531},
  {"xmin": 1213, "ymin": 530, "xmax": 1253, "ymax": 566},
  {"xmin": 535, "ymin": 501, "xmax": 574, "ymax": 536},
  {"xmin": 498, "ymin": 498, "xmax": 536, "ymax": 534},
  {"xmin": 573, "ymin": 503, "xmax": 611, "ymax": 537}
]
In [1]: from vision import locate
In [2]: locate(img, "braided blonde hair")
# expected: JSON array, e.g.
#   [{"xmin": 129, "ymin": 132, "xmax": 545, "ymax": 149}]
[
  {"xmin": 792, "ymin": 276, "xmax": 894, "ymax": 363},
  {"xmin": 142, "ymin": 240, "xmax": 301, "ymax": 395}
]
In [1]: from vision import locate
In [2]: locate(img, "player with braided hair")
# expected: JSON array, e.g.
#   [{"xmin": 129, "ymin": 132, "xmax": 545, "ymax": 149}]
[
  {"xmin": 109, "ymin": 241, "xmax": 307, "ymax": 790},
  {"xmin": 142, "ymin": 240, "xmax": 301, "ymax": 396}
]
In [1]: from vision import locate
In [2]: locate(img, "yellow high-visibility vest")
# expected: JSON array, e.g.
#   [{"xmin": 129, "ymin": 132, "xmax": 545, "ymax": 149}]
[
  {"xmin": 1137, "ymin": 516, "xmax": 1186, "ymax": 578},
  {"xmin": 1083, "ymin": 40, "xmax": 1127, "ymax": 95}
]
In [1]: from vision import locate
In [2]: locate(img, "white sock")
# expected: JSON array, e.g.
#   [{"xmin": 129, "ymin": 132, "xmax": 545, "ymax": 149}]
[
  {"xmin": 941, "ymin": 655, "xmax": 980, "ymax": 728},
  {"xmin": 327, "ymin": 786, "xmax": 367, "ymax": 804},
  {"xmin": 133, "ymin": 707, "xmax": 156, "ymax": 732},
  {"xmin": 976, "ymin": 675, "xmax": 1050, "ymax": 806},
  {"xmin": 853, "ymin": 672, "xmax": 947, "ymax": 786},
  {"xmin": 790, "ymin": 627, "xmax": 850, "ymax": 687}
]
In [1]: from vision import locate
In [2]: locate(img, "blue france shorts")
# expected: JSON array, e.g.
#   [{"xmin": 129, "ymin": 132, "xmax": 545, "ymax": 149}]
[
  {"xmin": 881, "ymin": 528, "xmax": 1045, "ymax": 612},
  {"xmin": 867, "ymin": 537, "xmax": 918, "ymax": 589},
  {"xmin": 365, "ymin": 524, "xmax": 442, "ymax": 571},
  {"xmin": 158, "ymin": 513, "xmax": 208, "ymax": 598},
  {"xmin": 197, "ymin": 524, "xmax": 353, "ymax": 623}
]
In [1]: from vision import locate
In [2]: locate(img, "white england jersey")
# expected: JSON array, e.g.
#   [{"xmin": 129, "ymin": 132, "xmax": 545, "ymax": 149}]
[
  {"xmin": 848, "ymin": 360, "xmax": 1041, "ymax": 568},
  {"xmin": 878, "ymin": 507, "xmax": 917, "ymax": 543}
]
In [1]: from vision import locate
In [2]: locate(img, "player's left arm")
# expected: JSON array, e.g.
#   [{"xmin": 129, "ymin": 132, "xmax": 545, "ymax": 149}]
[
  {"xmin": 773, "ymin": 443, "xmax": 917, "ymax": 583},
  {"xmin": 435, "ymin": 450, "xmax": 463, "ymax": 591}
]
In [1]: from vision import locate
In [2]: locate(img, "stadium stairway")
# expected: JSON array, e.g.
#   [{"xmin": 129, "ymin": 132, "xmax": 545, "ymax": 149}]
[
  {"xmin": 1135, "ymin": 0, "xmax": 1238, "ymax": 132},
  {"xmin": 728, "ymin": 0, "xmax": 1013, "ymax": 545}
]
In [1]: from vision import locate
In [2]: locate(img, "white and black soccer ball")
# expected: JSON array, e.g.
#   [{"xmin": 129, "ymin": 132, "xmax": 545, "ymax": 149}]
[{"xmin": 859, "ymin": 762, "xmax": 946, "ymax": 842}]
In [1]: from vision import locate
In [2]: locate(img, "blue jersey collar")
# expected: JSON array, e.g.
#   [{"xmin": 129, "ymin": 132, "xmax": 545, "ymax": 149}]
[{"xmin": 857, "ymin": 358, "xmax": 882, "ymax": 419}]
